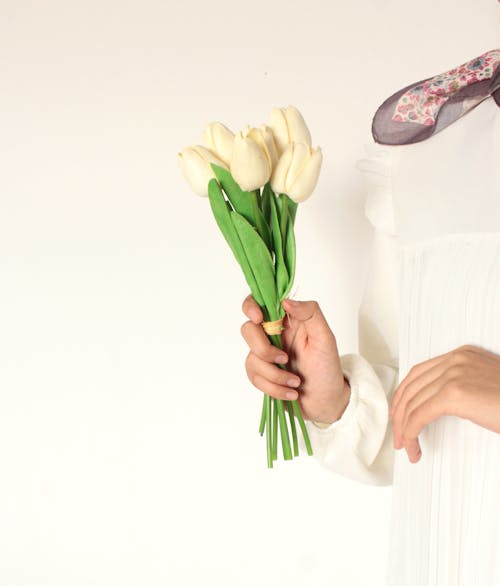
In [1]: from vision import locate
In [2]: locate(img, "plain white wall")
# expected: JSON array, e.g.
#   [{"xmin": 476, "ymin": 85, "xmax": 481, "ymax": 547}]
[{"xmin": 0, "ymin": 1, "xmax": 498, "ymax": 585}]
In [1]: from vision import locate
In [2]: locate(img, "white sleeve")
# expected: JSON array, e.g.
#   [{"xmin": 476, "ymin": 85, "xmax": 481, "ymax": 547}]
[{"xmin": 301, "ymin": 146, "xmax": 400, "ymax": 486}]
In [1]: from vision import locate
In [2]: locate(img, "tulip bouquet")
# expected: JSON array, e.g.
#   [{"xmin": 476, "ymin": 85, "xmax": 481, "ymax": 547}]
[{"xmin": 179, "ymin": 106, "xmax": 322, "ymax": 468}]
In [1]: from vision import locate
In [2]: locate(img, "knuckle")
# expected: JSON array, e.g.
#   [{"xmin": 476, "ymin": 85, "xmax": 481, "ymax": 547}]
[
  {"xmin": 254, "ymin": 342, "xmax": 274, "ymax": 362},
  {"xmin": 309, "ymin": 300, "xmax": 319, "ymax": 312},
  {"xmin": 409, "ymin": 405, "xmax": 424, "ymax": 426},
  {"xmin": 241, "ymin": 294, "xmax": 253, "ymax": 313},
  {"xmin": 450, "ymin": 349, "xmax": 469, "ymax": 364},
  {"xmin": 244, "ymin": 352, "xmax": 253, "ymax": 373},
  {"xmin": 401, "ymin": 428, "xmax": 413, "ymax": 443},
  {"xmin": 276, "ymin": 370, "xmax": 291, "ymax": 386},
  {"xmin": 458, "ymin": 344, "xmax": 475, "ymax": 352},
  {"xmin": 455, "ymin": 345, "xmax": 477, "ymax": 362},
  {"xmin": 274, "ymin": 385, "xmax": 289, "ymax": 400},
  {"xmin": 406, "ymin": 395, "xmax": 417, "ymax": 413},
  {"xmin": 301, "ymin": 299, "xmax": 319, "ymax": 314},
  {"xmin": 408, "ymin": 364, "xmax": 420, "ymax": 377},
  {"xmin": 250, "ymin": 373, "xmax": 262, "ymax": 389},
  {"xmin": 261, "ymin": 380, "xmax": 283, "ymax": 399},
  {"xmin": 442, "ymin": 379, "xmax": 463, "ymax": 404},
  {"xmin": 445, "ymin": 364, "xmax": 465, "ymax": 380},
  {"xmin": 240, "ymin": 320, "xmax": 251, "ymax": 338}
]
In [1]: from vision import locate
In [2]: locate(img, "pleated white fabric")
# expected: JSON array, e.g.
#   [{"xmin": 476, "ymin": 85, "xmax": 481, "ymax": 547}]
[
  {"xmin": 304, "ymin": 95, "xmax": 500, "ymax": 585},
  {"xmin": 388, "ymin": 233, "xmax": 500, "ymax": 586}
]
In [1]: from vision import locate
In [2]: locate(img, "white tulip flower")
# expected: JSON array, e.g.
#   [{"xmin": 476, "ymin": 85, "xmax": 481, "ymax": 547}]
[
  {"xmin": 247, "ymin": 125, "xmax": 279, "ymax": 172},
  {"xmin": 202, "ymin": 122, "xmax": 235, "ymax": 166},
  {"xmin": 178, "ymin": 145, "xmax": 228, "ymax": 197},
  {"xmin": 230, "ymin": 125, "xmax": 277, "ymax": 191},
  {"xmin": 268, "ymin": 106, "xmax": 312, "ymax": 156},
  {"xmin": 271, "ymin": 142, "xmax": 322, "ymax": 203}
]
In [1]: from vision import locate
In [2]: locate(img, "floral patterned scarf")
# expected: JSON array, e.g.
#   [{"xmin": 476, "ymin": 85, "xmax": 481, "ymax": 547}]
[{"xmin": 372, "ymin": 49, "xmax": 500, "ymax": 145}]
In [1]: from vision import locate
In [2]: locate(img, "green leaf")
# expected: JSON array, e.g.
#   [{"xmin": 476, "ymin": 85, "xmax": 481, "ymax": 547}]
[
  {"xmin": 231, "ymin": 212, "xmax": 278, "ymax": 318},
  {"xmin": 208, "ymin": 179, "xmax": 265, "ymax": 307},
  {"xmin": 269, "ymin": 193, "xmax": 289, "ymax": 300},
  {"xmin": 212, "ymin": 164, "xmax": 273, "ymax": 251},
  {"xmin": 287, "ymin": 196, "xmax": 298, "ymax": 226},
  {"xmin": 212, "ymin": 164, "xmax": 255, "ymax": 226},
  {"xmin": 261, "ymin": 183, "xmax": 273, "ymax": 226},
  {"xmin": 278, "ymin": 193, "xmax": 298, "ymax": 242},
  {"xmin": 281, "ymin": 218, "xmax": 296, "ymax": 300},
  {"xmin": 252, "ymin": 196, "xmax": 273, "ymax": 252},
  {"xmin": 278, "ymin": 194, "xmax": 289, "ymax": 251}
]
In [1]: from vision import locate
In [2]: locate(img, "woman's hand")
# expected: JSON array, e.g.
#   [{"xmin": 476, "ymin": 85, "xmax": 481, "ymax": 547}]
[
  {"xmin": 389, "ymin": 344, "xmax": 500, "ymax": 463},
  {"xmin": 241, "ymin": 295, "xmax": 351, "ymax": 425}
]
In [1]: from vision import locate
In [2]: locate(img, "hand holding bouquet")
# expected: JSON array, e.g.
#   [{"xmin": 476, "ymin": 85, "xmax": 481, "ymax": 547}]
[{"xmin": 179, "ymin": 106, "xmax": 322, "ymax": 468}]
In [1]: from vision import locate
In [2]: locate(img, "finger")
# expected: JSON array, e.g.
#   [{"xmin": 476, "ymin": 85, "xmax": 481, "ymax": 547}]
[
  {"xmin": 390, "ymin": 345, "xmax": 497, "ymax": 417},
  {"xmin": 246, "ymin": 352, "xmax": 301, "ymax": 393},
  {"xmin": 240, "ymin": 320, "xmax": 288, "ymax": 364},
  {"xmin": 404, "ymin": 439, "xmax": 422, "ymax": 463},
  {"xmin": 401, "ymin": 391, "xmax": 447, "ymax": 460},
  {"xmin": 389, "ymin": 350, "xmax": 451, "ymax": 417},
  {"xmin": 393, "ymin": 377, "xmax": 441, "ymax": 448},
  {"xmin": 456, "ymin": 344, "xmax": 500, "ymax": 362},
  {"xmin": 245, "ymin": 354, "xmax": 300, "ymax": 401},
  {"xmin": 251, "ymin": 374, "xmax": 300, "ymax": 401},
  {"xmin": 242, "ymin": 294, "xmax": 263, "ymax": 324},
  {"xmin": 282, "ymin": 299, "xmax": 334, "ymax": 347},
  {"xmin": 391, "ymin": 360, "xmax": 449, "ymax": 444}
]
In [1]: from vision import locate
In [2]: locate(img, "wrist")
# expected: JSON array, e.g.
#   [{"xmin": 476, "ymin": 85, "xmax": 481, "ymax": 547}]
[{"xmin": 312, "ymin": 375, "xmax": 351, "ymax": 427}]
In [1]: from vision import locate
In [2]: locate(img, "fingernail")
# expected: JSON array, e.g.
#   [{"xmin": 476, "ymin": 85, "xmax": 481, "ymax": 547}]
[
  {"xmin": 283, "ymin": 299, "xmax": 299, "ymax": 306},
  {"xmin": 275, "ymin": 354, "xmax": 288, "ymax": 364},
  {"xmin": 286, "ymin": 391, "xmax": 298, "ymax": 400},
  {"xmin": 287, "ymin": 378, "xmax": 300, "ymax": 388}
]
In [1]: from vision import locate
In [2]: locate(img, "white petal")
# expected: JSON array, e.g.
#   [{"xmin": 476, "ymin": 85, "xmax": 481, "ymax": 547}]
[
  {"xmin": 230, "ymin": 134, "xmax": 270, "ymax": 191},
  {"xmin": 285, "ymin": 142, "xmax": 310, "ymax": 188},
  {"xmin": 288, "ymin": 147, "xmax": 322, "ymax": 203},
  {"xmin": 270, "ymin": 143, "xmax": 294, "ymax": 195},
  {"xmin": 178, "ymin": 147, "xmax": 215, "ymax": 197},
  {"xmin": 192, "ymin": 145, "xmax": 228, "ymax": 169},
  {"xmin": 202, "ymin": 122, "xmax": 235, "ymax": 166},
  {"xmin": 260, "ymin": 125, "xmax": 279, "ymax": 170},
  {"xmin": 285, "ymin": 106, "xmax": 312, "ymax": 146},
  {"xmin": 268, "ymin": 107, "xmax": 290, "ymax": 156}
]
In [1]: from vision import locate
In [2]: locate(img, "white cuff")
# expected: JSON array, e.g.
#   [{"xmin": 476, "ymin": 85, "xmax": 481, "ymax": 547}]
[{"xmin": 302, "ymin": 353, "xmax": 393, "ymax": 485}]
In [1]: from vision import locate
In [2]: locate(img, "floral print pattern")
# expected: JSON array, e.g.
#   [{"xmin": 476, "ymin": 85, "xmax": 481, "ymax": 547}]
[{"xmin": 392, "ymin": 49, "xmax": 500, "ymax": 126}]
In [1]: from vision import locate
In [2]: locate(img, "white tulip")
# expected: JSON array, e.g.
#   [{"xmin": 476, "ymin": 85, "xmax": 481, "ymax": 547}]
[
  {"xmin": 202, "ymin": 122, "xmax": 235, "ymax": 166},
  {"xmin": 247, "ymin": 125, "xmax": 279, "ymax": 171},
  {"xmin": 268, "ymin": 106, "xmax": 312, "ymax": 156},
  {"xmin": 178, "ymin": 145, "xmax": 228, "ymax": 197},
  {"xmin": 230, "ymin": 126, "xmax": 275, "ymax": 191},
  {"xmin": 271, "ymin": 142, "xmax": 322, "ymax": 203}
]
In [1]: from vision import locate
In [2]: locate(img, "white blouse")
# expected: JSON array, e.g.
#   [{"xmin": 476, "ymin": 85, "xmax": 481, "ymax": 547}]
[{"xmin": 303, "ymin": 96, "xmax": 500, "ymax": 585}]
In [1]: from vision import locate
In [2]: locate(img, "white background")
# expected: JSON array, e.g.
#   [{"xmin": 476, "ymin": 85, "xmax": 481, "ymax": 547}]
[{"xmin": 0, "ymin": 1, "xmax": 498, "ymax": 584}]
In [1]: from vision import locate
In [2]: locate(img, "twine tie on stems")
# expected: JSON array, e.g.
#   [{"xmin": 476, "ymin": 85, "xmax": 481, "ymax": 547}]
[{"xmin": 261, "ymin": 319, "xmax": 284, "ymax": 335}]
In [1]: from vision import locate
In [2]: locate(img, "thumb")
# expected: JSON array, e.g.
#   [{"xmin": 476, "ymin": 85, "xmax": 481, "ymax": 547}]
[{"xmin": 281, "ymin": 299, "xmax": 334, "ymax": 345}]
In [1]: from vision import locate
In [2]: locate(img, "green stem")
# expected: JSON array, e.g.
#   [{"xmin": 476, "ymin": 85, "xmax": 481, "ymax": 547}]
[
  {"xmin": 286, "ymin": 401, "xmax": 299, "ymax": 457},
  {"xmin": 265, "ymin": 394, "xmax": 273, "ymax": 468},
  {"xmin": 277, "ymin": 400, "xmax": 292, "ymax": 460},
  {"xmin": 272, "ymin": 398, "xmax": 278, "ymax": 461},
  {"xmin": 259, "ymin": 394, "xmax": 266, "ymax": 436},
  {"xmin": 292, "ymin": 400, "xmax": 313, "ymax": 456}
]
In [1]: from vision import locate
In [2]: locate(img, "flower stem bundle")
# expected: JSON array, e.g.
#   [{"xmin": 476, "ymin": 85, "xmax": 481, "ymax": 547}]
[{"xmin": 179, "ymin": 106, "xmax": 322, "ymax": 467}]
